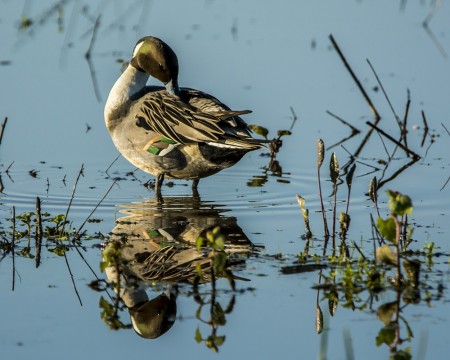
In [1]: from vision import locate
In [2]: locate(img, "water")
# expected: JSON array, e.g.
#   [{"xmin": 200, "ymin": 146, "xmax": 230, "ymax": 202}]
[{"xmin": 1, "ymin": 0, "xmax": 449, "ymax": 359}]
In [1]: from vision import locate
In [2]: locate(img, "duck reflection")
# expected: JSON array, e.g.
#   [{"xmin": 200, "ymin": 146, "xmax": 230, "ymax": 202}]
[{"xmin": 102, "ymin": 196, "xmax": 256, "ymax": 341}]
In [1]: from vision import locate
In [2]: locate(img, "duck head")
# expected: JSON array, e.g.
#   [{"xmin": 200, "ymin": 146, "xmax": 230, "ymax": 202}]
[{"xmin": 130, "ymin": 36, "xmax": 180, "ymax": 95}]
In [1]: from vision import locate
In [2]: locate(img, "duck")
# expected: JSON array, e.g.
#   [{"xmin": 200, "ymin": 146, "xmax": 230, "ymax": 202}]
[{"xmin": 104, "ymin": 36, "xmax": 267, "ymax": 196}]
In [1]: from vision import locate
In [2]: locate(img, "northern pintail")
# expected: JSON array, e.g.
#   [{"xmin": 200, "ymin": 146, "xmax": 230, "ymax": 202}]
[{"xmin": 104, "ymin": 36, "xmax": 266, "ymax": 196}]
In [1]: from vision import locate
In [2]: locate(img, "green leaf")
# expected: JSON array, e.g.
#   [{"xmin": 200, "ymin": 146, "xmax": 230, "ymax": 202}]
[
  {"xmin": 386, "ymin": 190, "xmax": 413, "ymax": 216},
  {"xmin": 213, "ymin": 252, "xmax": 227, "ymax": 275},
  {"xmin": 51, "ymin": 214, "xmax": 66, "ymax": 224},
  {"xmin": 375, "ymin": 322, "xmax": 397, "ymax": 346},
  {"xmin": 376, "ymin": 301, "xmax": 397, "ymax": 325},
  {"xmin": 277, "ymin": 130, "xmax": 292, "ymax": 138},
  {"xmin": 248, "ymin": 124, "xmax": 269, "ymax": 139},
  {"xmin": 212, "ymin": 303, "xmax": 226, "ymax": 326},
  {"xmin": 195, "ymin": 327, "xmax": 202, "ymax": 343},
  {"xmin": 402, "ymin": 259, "xmax": 420, "ymax": 287},
  {"xmin": 376, "ymin": 245, "xmax": 397, "ymax": 265},
  {"xmin": 377, "ymin": 217, "xmax": 397, "ymax": 244},
  {"xmin": 214, "ymin": 336, "xmax": 226, "ymax": 346},
  {"xmin": 196, "ymin": 236, "xmax": 204, "ymax": 251},
  {"xmin": 100, "ymin": 260, "xmax": 109, "ymax": 272},
  {"xmin": 390, "ymin": 349, "xmax": 412, "ymax": 360}
]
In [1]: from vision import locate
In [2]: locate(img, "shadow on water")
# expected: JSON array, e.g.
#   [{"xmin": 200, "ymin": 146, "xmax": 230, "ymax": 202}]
[{"xmin": 93, "ymin": 196, "xmax": 260, "ymax": 351}]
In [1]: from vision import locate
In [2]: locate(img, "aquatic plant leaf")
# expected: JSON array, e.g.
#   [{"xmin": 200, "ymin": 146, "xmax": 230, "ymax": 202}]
[
  {"xmin": 214, "ymin": 336, "xmax": 225, "ymax": 347},
  {"xmin": 317, "ymin": 139, "xmax": 325, "ymax": 168},
  {"xmin": 248, "ymin": 124, "xmax": 269, "ymax": 139},
  {"xmin": 377, "ymin": 217, "xmax": 397, "ymax": 244},
  {"xmin": 213, "ymin": 252, "xmax": 227, "ymax": 275},
  {"xmin": 195, "ymin": 327, "xmax": 202, "ymax": 343},
  {"xmin": 296, "ymin": 194, "xmax": 312, "ymax": 238},
  {"xmin": 345, "ymin": 163, "xmax": 356, "ymax": 189},
  {"xmin": 339, "ymin": 212, "xmax": 351, "ymax": 239},
  {"xmin": 277, "ymin": 130, "xmax": 292, "ymax": 138},
  {"xmin": 376, "ymin": 245, "xmax": 397, "ymax": 265},
  {"xmin": 316, "ymin": 305, "xmax": 323, "ymax": 334},
  {"xmin": 196, "ymin": 236, "xmax": 204, "ymax": 250},
  {"xmin": 49, "ymin": 245, "xmax": 69, "ymax": 256},
  {"xmin": 100, "ymin": 260, "xmax": 109, "ymax": 272},
  {"xmin": 402, "ymin": 259, "xmax": 420, "ymax": 288},
  {"xmin": 386, "ymin": 190, "xmax": 413, "ymax": 216},
  {"xmin": 329, "ymin": 152, "xmax": 340, "ymax": 184},
  {"xmin": 375, "ymin": 322, "xmax": 397, "ymax": 346},
  {"xmin": 328, "ymin": 290, "xmax": 338, "ymax": 317},
  {"xmin": 369, "ymin": 177, "xmax": 377, "ymax": 203},
  {"xmin": 376, "ymin": 301, "xmax": 397, "ymax": 325},
  {"xmin": 212, "ymin": 303, "xmax": 226, "ymax": 326},
  {"xmin": 390, "ymin": 350, "xmax": 412, "ymax": 360}
]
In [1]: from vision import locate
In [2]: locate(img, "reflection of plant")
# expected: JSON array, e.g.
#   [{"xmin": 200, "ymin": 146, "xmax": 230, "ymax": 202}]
[
  {"xmin": 196, "ymin": 227, "xmax": 228, "ymax": 278},
  {"xmin": 193, "ymin": 277, "xmax": 235, "ymax": 353},
  {"xmin": 376, "ymin": 190, "xmax": 415, "ymax": 286},
  {"xmin": 193, "ymin": 227, "xmax": 241, "ymax": 352},
  {"xmin": 246, "ymin": 125, "xmax": 291, "ymax": 187},
  {"xmin": 99, "ymin": 296, "xmax": 132, "ymax": 331}
]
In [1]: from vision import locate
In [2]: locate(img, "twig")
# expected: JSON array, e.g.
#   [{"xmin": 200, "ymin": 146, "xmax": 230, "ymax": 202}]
[
  {"xmin": 329, "ymin": 34, "xmax": 380, "ymax": 121},
  {"xmin": 401, "ymin": 90, "xmax": 411, "ymax": 155},
  {"xmin": 289, "ymin": 106, "xmax": 298, "ymax": 131},
  {"xmin": 60, "ymin": 164, "xmax": 84, "ymax": 238},
  {"xmin": 377, "ymin": 157, "xmax": 419, "ymax": 189},
  {"xmin": 12, "ymin": 206, "xmax": 16, "ymax": 291},
  {"xmin": 326, "ymin": 131, "xmax": 360, "ymax": 151},
  {"xmin": 366, "ymin": 59, "xmax": 401, "ymax": 129},
  {"xmin": 440, "ymin": 176, "xmax": 449, "ymax": 191},
  {"xmin": 420, "ymin": 110, "xmax": 429, "ymax": 148},
  {"xmin": 105, "ymin": 154, "xmax": 121, "ymax": 174},
  {"xmin": 5, "ymin": 161, "xmax": 14, "ymax": 173},
  {"xmin": 85, "ymin": 16, "xmax": 102, "ymax": 102},
  {"xmin": 422, "ymin": 0, "xmax": 448, "ymax": 59},
  {"xmin": 442, "ymin": 122, "xmax": 450, "ymax": 136},
  {"xmin": 351, "ymin": 240, "xmax": 366, "ymax": 261},
  {"xmin": 63, "ymin": 250, "xmax": 83, "ymax": 306},
  {"xmin": 36, "ymin": 197, "xmax": 43, "ymax": 268},
  {"xmin": 0, "ymin": 117, "xmax": 8, "ymax": 145},
  {"xmin": 75, "ymin": 179, "xmax": 117, "ymax": 236},
  {"xmin": 366, "ymin": 122, "xmax": 420, "ymax": 159},
  {"xmin": 326, "ymin": 111, "xmax": 360, "ymax": 134}
]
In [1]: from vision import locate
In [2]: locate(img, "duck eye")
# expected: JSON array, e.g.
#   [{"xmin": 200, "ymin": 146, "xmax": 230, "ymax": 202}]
[{"xmin": 159, "ymin": 64, "xmax": 165, "ymax": 71}]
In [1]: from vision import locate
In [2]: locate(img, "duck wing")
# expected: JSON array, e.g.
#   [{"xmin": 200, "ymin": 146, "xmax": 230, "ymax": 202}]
[{"xmin": 135, "ymin": 89, "xmax": 266, "ymax": 149}]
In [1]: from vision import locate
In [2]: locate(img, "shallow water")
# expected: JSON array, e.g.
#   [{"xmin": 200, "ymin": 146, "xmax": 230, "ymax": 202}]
[{"xmin": 1, "ymin": 1, "xmax": 450, "ymax": 359}]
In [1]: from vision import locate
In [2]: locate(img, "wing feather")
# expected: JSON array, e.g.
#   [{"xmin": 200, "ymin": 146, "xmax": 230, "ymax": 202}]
[{"xmin": 134, "ymin": 89, "xmax": 266, "ymax": 149}]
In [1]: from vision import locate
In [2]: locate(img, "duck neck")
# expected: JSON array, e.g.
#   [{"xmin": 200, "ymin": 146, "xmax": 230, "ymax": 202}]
[{"xmin": 104, "ymin": 64, "xmax": 149, "ymax": 122}]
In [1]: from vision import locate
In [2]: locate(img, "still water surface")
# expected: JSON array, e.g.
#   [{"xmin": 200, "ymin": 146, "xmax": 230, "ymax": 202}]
[{"xmin": 1, "ymin": 1, "xmax": 449, "ymax": 359}]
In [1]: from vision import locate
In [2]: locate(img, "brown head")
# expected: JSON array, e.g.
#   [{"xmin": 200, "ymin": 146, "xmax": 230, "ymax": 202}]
[{"xmin": 130, "ymin": 36, "xmax": 180, "ymax": 95}]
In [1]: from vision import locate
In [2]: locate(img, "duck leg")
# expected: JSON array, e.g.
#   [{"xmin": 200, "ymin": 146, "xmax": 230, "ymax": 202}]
[
  {"xmin": 192, "ymin": 178, "xmax": 200, "ymax": 198},
  {"xmin": 155, "ymin": 173, "xmax": 165, "ymax": 198}
]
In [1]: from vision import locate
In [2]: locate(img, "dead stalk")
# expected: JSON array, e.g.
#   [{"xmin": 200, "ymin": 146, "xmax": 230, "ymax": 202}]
[
  {"xmin": 366, "ymin": 121, "xmax": 420, "ymax": 159},
  {"xmin": 61, "ymin": 164, "xmax": 85, "ymax": 238},
  {"xmin": 12, "ymin": 206, "xmax": 16, "ymax": 291},
  {"xmin": 36, "ymin": 197, "xmax": 43, "ymax": 268},
  {"xmin": 0, "ymin": 117, "xmax": 8, "ymax": 145}
]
